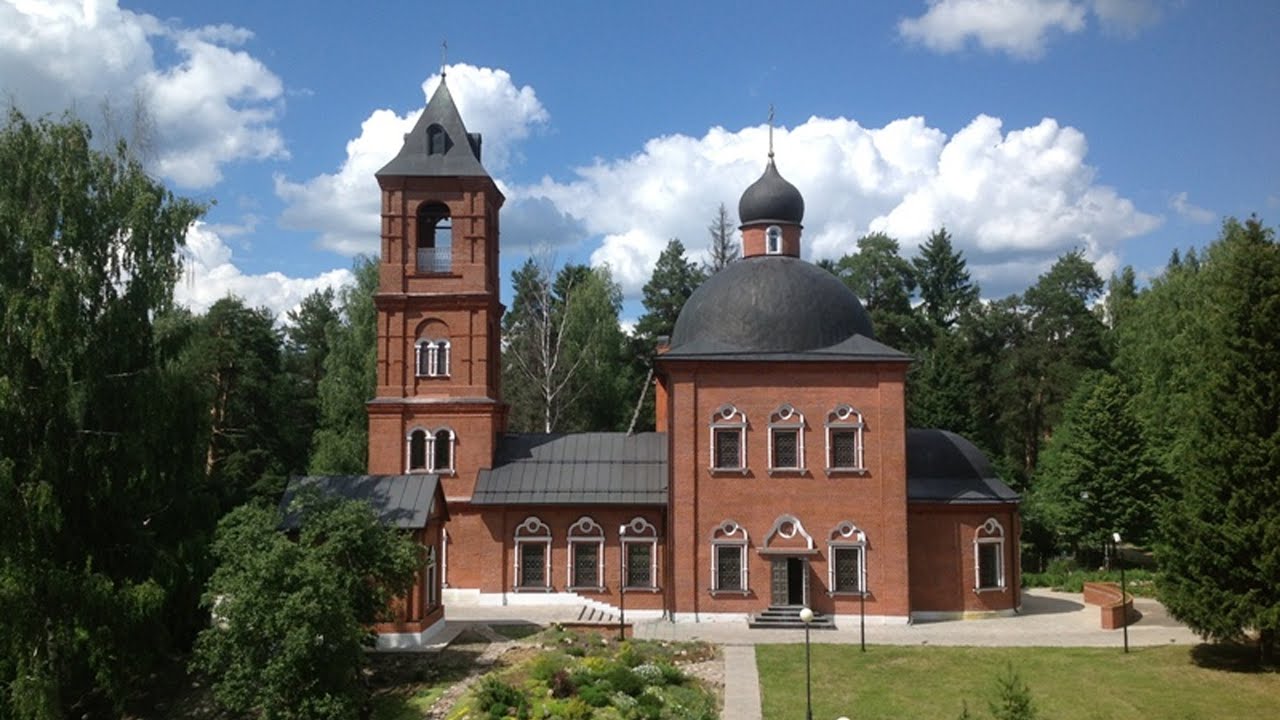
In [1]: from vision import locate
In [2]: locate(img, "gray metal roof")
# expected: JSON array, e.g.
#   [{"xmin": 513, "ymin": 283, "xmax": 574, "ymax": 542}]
[
  {"xmin": 279, "ymin": 474, "xmax": 444, "ymax": 529},
  {"xmin": 906, "ymin": 429, "xmax": 1019, "ymax": 505},
  {"xmin": 739, "ymin": 158, "xmax": 805, "ymax": 226},
  {"xmin": 472, "ymin": 433, "xmax": 668, "ymax": 505},
  {"xmin": 376, "ymin": 78, "xmax": 489, "ymax": 178},
  {"xmin": 664, "ymin": 256, "xmax": 909, "ymax": 361}
]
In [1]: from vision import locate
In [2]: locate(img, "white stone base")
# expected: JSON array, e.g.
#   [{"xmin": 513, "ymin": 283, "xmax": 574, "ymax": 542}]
[
  {"xmin": 670, "ymin": 612, "xmax": 751, "ymax": 623},
  {"xmin": 830, "ymin": 613, "xmax": 910, "ymax": 626},
  {"xmin": 375, "ymin": 621, "xmax": 449, "ymax": 651},
  {"xmin": 911, "ymin": 607, "xmax": 1019, "ymax": 622}
]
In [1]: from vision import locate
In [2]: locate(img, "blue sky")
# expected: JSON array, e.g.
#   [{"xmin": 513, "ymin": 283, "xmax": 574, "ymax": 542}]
[{"xmin": 3, "ymin": 0, "xmax": 1278, "ymax": 322}]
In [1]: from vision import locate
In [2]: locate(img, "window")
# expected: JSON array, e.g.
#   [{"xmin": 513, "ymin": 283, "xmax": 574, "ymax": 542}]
[
  {"xmin": 415, "ymin": 339, "xmax": 451, "ymax": 377},
  {"xmin": 768, "ymin": 404, "xmax": 805, "ymax": 472},
  {"xmin": 827, "ymin": 521, "xmax": 867, "ymax": 595},
  {"xmin": 621, "ymin": 517, "xmax": 659, "ymax": 590},
  {"xmin": 567, "ymin": 516, "xmax": 604, "ymax": 590},
  {"xmin": 710, "ymin": 520, "xmax": 748, "ymax": 593},
  {"xmin": 709, "ymin": 404, "xmax": 747, "ymax": 471},
  {"xmin": 425, "ymin": 546, "xmax": 440, "ymax": 609},
  {"xmin": 826, "ymin": 404, "xmax": 866, "ymax": 472},
  {"xmin": 514, "ymin": 516, "xmax": 551, "ymax": 590},
  {"xmin": 416, "ymin": 202, "xmax": 452, "ymax": 273},
  {"xmin": 405, "ymin": 426, "xmax": 456, "ymax": 474},
  {"xmin": 426, "ymin": 123, "xmax": 450, "ymax": 155},
  {"xmin": 766, "ymin": 225, "xmax": 783, "ymax": 254},
  {"xmin": 974, "ymin": 518, "xmax": 1006, "ymax": 591}
]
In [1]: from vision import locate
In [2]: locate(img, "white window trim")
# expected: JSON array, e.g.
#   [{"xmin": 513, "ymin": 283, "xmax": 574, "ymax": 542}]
[
  {"xmin": 514, "ymin": 516, "xmax": 552, "ymax": 591},
  {"xmin": 424, "ymin": 545, "xmax": 440, "ymax": 609},
  {"xmin": 974, "ymin": 517, "xmax": 1007, "ymax": 593},
  {"xmin": 710, "ymin": 519, "xmax": 749, "ymax": 595},
  {"xmin": 566, "ymin": 516, "xmax": 605, "ymax": 591},
  {"xmin": 709, "ymin": 404, "xmax": 748, "ymax": 472},
  {"xmin": 825, "ymin": 404, "xmax": 867, "ymax": 474},
  {"xmin": 405, "ymin": 426, "xmax": 456, "ymax": 475},
  {"xmin": 827, "ymin": 520, "xmax": 868, "ymax": 596},
  {"xmin": 441, "ymin": 527, "xmax": 449, "ymax": 588},
  {"xmin": 621, "ymin": 517, "xmax": 659, "ymax": 591},
  {"xmin": 768, "ymin": 404, "xmax": 805, "ymax": 473},
  {"xmin": 766, "ymin": 225, "xmax": 783, "ymax": 255},
  {"xmin": 415, "ymin": 338, "xmax": 451, "ymax": 378},
  {"xmin": 762, "ymin": 514, "xmax": 814, "ymax": 551}
]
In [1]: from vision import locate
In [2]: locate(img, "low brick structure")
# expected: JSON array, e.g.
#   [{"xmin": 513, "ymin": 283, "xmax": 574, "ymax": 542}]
[{"xmin": 1083, "ymin": 581, "xmax": 1135, "ymax": 630}]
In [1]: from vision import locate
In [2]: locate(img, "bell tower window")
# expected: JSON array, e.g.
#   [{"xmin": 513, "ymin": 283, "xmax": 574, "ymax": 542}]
[
  {"xmin": 766, "ymin": 225, "xmax": 783, "ymax": 255},
  {"xmin": 416, "ymin": 202, "xmax": 452, "ymax": 273},
  {"xmin": 426, "ymin": 123, "xmax": 450, "ymax": 155}
]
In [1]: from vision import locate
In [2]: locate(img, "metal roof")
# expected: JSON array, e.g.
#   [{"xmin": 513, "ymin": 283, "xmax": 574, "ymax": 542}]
[
  {"xmin": 472, "ymin": 433, "xmax": 668, "ymax": 505},
  {"xmin": 279, "ymin": 474, "xmax": 444, "ymax": 529},
  {"xmin": 664, "ymin": 256, "xmax": 909, "ymax": 361},
  {"xmin": 739, "ymin": 158, "xmax": 805, "ymax": 226},
  {"xmin": 376, "ymin": 78, "xmax": 489, "ymax": 178},
  {"xmin": 906, "ymin": 429, "xmax": 1019, "ymax": 505}
]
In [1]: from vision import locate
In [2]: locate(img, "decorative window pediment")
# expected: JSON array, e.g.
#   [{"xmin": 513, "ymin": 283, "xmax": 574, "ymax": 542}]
[
  {"xmin": 769, "ymin": 404, "xmax": 805, "ymax": 472},
  {"xmin": 826, "ymin": 404, "xmax": 866, "ymax": 473},
  {"xmin": 710, "ymin": 404, "xmax": 748, "ymax": 471},
  {"xmin": 974, "ymin": 517, "xmax": 1006, "ymax": 592},
  {"xmin": 762, "ymin": 514, "xmax": 814, "ymax": 551}
]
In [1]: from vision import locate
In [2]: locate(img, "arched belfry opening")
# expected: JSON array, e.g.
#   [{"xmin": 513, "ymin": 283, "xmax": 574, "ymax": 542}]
[
  {"xmin": 416, "ymin": 201, "xmax": 452, "ymax": 273},
  {"xmin": 426, "ymin": 123, "xmax": 451, "ymax": 155}
]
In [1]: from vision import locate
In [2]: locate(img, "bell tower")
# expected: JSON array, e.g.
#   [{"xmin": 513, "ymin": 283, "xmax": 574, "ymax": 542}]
[{"xmin": 367, "ymin": 75, "xmax": 506, "ymax": 502}]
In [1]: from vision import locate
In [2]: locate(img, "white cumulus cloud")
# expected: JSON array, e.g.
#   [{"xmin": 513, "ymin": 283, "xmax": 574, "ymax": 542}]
[
  {"xmin": 0, "ymin": 0, "xmax": 286, "ymax": 188},
  {"xmin": 898, "ymin": 0, "xmax": 1162, "ymax": 59},
  {"xmin": 177, "ymin": 222, "xmax": 353, "ymax": 321},
  {"xmin": 1169, "ymin": 191, "xmax": 1215, "ymax": 224},
  {"xmin": 512, "ymin": 113, "xmax": 1160, "ymax": 298},
  {"xmin": 275, "ymin": 64, "xmax": 549, "ymax": 255}
]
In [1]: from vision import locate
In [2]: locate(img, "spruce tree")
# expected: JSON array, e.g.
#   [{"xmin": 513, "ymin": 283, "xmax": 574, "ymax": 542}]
[
  {"xmin": 913, "ymin": 227, "xmax": 979, "ymax": 330},
  {"xmin": 636, "ymin": 238, "xmax": 705, "ymax": 342},
  {"xmin": 704, "ymin": 202, "xmax": 740, "ymax": 273}
]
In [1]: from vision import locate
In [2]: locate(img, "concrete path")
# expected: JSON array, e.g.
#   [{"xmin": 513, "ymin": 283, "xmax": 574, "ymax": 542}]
[
  {"xmin": 443, "ymin": 590, "xmax": 1200, "ymax": 720},
  {"xmin": 722, "ymin": 645, "xmax": 763, "ymax": 720}
]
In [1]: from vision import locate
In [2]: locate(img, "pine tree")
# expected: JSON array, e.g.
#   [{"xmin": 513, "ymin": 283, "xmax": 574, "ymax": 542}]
[
  {"xmin": 832, "ymin": 233, "xmax": 924, "ymax": 352},
  {"xmin": 636, "ymin": 238, "xmax": 705, "ymax": 342},
  {"xmin": 1152, "ymin": 217, "xmax": 1280, "ymax": 664}
]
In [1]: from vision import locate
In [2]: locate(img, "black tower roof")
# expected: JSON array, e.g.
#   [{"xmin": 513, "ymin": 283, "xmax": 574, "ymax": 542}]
[
  {"xmin": 738, "ymin": 159, "xmax": 805, "ymax": 226},
  {"xmin": 377, "ymin": 78, "xmax": 489, "ymax": 178}
]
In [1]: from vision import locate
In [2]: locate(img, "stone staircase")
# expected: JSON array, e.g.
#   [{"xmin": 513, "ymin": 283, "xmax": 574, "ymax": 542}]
[{"xmin": 748, "ymin": 606, "xmax": 836, "ymax": 630}]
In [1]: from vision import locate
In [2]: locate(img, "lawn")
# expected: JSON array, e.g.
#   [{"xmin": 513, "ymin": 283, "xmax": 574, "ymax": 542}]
[{"xmin": 757, "ymin": 644, "xmax": 1279, "ymax": 720}]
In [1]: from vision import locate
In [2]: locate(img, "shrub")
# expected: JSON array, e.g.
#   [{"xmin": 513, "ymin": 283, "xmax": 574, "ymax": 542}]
[
  {"xmin": 989, "ymin": 663, "xmax": 1036, "ymax": 720},
  {"xmin": 473, "ymin": 676, "xmax": 529, "ymax": 720}
]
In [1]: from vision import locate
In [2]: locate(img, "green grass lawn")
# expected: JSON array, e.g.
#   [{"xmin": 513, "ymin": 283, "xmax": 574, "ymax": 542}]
[{"xmin": 757, "ymin": 644, "xmax": 1279, "ymax": 720}]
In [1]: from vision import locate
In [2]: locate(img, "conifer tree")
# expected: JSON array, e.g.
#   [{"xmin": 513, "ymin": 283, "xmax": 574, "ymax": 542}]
[
  {"xmin": 913, "ymin": 227, "xmax": 979, "ymax": 330},
  {"xmin": 636, "ymin": 238, "xmax": 705, "ymax": 342},
  {"xmin": 704, "ymin": 202, "xmax": 740, "ymax": 272},
  {"xmin": 309, "ymin": 257, "xmax": 378, "ymax": 474}
]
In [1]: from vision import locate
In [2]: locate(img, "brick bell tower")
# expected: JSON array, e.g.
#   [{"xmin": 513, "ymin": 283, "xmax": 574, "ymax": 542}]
[{"xmin": 367, "ymin": 74, "xmax": 506, "ymax": 503}]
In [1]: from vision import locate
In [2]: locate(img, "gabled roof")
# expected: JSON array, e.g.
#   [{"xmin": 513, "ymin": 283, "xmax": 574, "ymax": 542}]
[
  {"xmin": 473, "ymin": 433, "xmax": 668, "ymax": 505},
  {"xmin": 906, "ymin": 429, "xmax": 1019, "ymax": 505},
  {"xmin": 279, "ymin": 474, "xmax": 446, "ymax": 529},
  {"xmin": 376, "ymin": 78, "xmax": 489, "ymax": 178}
]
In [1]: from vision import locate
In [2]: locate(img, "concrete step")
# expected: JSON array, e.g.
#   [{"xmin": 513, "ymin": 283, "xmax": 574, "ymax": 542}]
[{"xmin": 749, "ymin": 606, "xmax": 836, "ymax": 629}]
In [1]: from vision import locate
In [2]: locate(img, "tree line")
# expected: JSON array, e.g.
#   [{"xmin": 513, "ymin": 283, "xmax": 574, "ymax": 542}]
[{"xmin": 2, "ymin": 112, "xmax": 1276, "ymax": 715}]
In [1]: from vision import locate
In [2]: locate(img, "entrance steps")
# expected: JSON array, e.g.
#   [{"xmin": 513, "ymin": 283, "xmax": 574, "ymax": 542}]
[{"xmin": 748, "ymin": 605, "xmax": 836, "ymax": 630}]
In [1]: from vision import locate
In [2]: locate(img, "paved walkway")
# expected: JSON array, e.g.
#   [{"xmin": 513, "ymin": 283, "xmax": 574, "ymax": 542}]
[{"xmin": 444, "ymin": 590, "xmax": 1200, "ymax": 720}]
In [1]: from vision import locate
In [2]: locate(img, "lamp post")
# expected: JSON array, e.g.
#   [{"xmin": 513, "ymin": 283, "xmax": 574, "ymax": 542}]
[
  {"xmin": 799, "ymin": 606, "xmax": 814, "ymax": 720},
  {"xmin": 619, "ymin": 524, "xmax": 627, "ymax": 641},
  {"xmin": 859, "ymin": 564, "xmax": 866, "ymax": 653},
  {"xmin": 1113, "ymin": 532, "xmax": 1128, "ymax": 653}
]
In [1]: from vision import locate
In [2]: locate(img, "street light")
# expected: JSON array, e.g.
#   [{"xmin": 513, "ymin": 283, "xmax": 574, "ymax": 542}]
[
  {"xmin": 1113, "ymin": 532, "xmax": 1128, "ymax": 653},
  {"xmin": 799, "ymin": 606, "xmax": 814, "ymax": 720},
  {"xmin": 619, "ymin": 524, "xmax": 627, "ymax": 641}
]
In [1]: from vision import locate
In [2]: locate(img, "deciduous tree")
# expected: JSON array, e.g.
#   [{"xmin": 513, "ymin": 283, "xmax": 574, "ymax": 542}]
[{"xmin": 309, "ymin": 258, "xmax": 378, "ymax": 474}]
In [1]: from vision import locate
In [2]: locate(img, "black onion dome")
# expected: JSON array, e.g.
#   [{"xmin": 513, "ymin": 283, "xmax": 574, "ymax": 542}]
[
  {"xmin": 667, "ymin": 256, "xmax": 878, "ymax": 355},
  {"xmin": 738, "ymin": 159, "xmax": 805, "ymax": 226}
]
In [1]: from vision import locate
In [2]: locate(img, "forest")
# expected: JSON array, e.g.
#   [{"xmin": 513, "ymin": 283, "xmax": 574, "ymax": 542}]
[{"xmin": 1, "ymin": 112, "xmax": 1277, "ymax": 716}]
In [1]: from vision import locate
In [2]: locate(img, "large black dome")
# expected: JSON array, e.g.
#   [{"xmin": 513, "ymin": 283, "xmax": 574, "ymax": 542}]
[
  {"xmin": 667, "ymin": 256, "xmax": 876, "ymax": 355},
  {"xmin": 738, "ymin": 159, "xmax": 805, "ymax": 226}
]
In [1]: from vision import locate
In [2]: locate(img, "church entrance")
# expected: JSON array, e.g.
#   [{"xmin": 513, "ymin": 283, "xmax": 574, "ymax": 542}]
[{"xmin": 770, "ymin": 557, "xmax": 809, "ymax": 607}]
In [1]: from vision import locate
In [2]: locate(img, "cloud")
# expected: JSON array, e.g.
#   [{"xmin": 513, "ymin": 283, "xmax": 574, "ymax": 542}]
[
  {"xmin": 177, "ymin": 222, "xmax": 353, "ymax": 321},
  {"xmin": 1169, "ymin": 191, "xmax": 1215, "ymax": 224},
  {"xmin": 512, "ymin": 113, "xmax": 1159, "ymax": 298},
  {"xmin": 275, "ymin": 64, "xmax": 548, "ymax": 255},
  {"xmin": 897, "ymin": 0, "xmax": 1163, "ymax": 59},
  {"xmin": 0, "ymin": 0, "xmax": 286, "ymax": 188}
]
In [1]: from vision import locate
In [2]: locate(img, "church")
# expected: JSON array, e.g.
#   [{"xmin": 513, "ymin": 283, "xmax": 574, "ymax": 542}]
[{"xmin": 283, "ymin": 76, "xmax": 1021, "ymax": 647}]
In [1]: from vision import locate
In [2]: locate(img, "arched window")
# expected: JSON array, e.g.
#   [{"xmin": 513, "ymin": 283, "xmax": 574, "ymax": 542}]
[
  {"xmin": 407, "ymin": 428, "xmax": 428, "ymax": 472},
  {"xmin": 766, "ymin": 225, "xmax": 783, "ymax": 255},
  {"xmin": 709, "ymin": 404, "xmax": 748, "ymax": 471},
  {"xmin": 426, "ymin": 123, "xmax": 450, "ymax": 155},
  {"xmin": 433, "ymin": 428, "xmax": 454, "ymax": 473},
  {"xmin": 416, "ymin": 202, "xmax": 451, "ymax": 273},
  {"xmin": 567, "ymin": 516, "xmax": 604, "ymax": 590},
  {"xmin": 974, "ymin": 518, "xmax": 1006, "ymax": 592},
  {"xmin": 710, "ymin": 520, "xmax": 749, "ymax": 594},
  {"xmin": 827, "ymin": 521, "xmax": 867, "ymax": 595},
  {"xmin": 514, "ymin": 516, "xmax": 552, "ymax": 590},
  {"xmin": 826, "ymin": 404, "xmax": 866, "ymax": 473},
  {"xmin": 621, "ymin": 517, "xmax": 659, "ymax": 590},
  {"xmin": 415, "ymin": 338, "xmax": 451, "ymax": 377},
  {"xmin": 405, "ymin": 426, "xmax": 455, "ymax": 474},
  {"xmin": 768, "ymin": 404, "xmax": 805, "ymax": 472}
]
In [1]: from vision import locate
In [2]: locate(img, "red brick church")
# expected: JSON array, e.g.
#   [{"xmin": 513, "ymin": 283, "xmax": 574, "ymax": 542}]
[{"xmin": 284, "ymin": 77, "xmax": 1021, "ymax": 647}]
